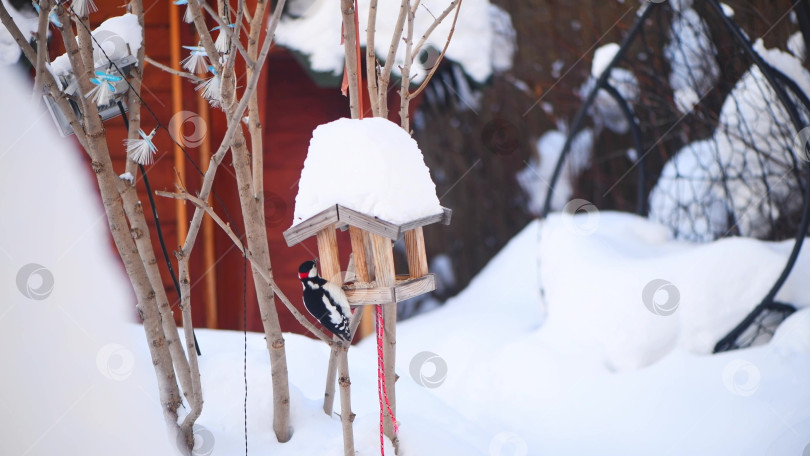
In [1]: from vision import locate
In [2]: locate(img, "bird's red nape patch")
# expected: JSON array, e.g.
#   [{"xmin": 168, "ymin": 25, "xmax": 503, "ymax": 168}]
[{"xmin": 298, "ymin": 272, "xmax": 309, "ymax": 279}]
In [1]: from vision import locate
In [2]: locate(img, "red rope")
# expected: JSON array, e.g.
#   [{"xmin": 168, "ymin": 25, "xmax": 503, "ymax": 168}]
[{"xmin": 376, "ymin": 304, "xmax": 397, "ymax": 455}]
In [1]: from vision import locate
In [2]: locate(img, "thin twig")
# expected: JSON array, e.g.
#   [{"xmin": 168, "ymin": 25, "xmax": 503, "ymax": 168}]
[
  {"xmin": 202, "ymin": 2, "xmax": 254, "ymax": 65},
  {"xmin": 408, "ymin": 0, "xmax": 462, "ymax": 99},
  {"xmin": 378, "ymin": 0, "xmax": 409, "ymax": 117},
  {"xmin": 186, "ymin": 0, "xmax": 221, "ymax": 75},
  {"xmin": 366, "ymin": 0, "xmax": 379, "ymax": 116},
  {"xmin": 31, "ymin": 0, "xmax": 50, "ymax": 101},
  {"xmin": 124, "ymin": 0, "xmax": 147, "ymax": 177},
  {"xmin": 399, "ymin": 0, "xmax": 415, "ymax": 131},
  {"xmin": 145, "ymin": 56, "xmax": 205, "ymax": 83},
  {"xmin": 341, "ymin": 0, "xmax": 360, "ymax": 118},
  {"xmin": 412, "ymin": 0, "xmax": 459, "ymax": 58}
]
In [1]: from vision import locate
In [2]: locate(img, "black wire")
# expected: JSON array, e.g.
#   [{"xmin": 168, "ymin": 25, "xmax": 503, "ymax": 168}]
[
  {"xmin": 243, "ymin": 250, "xmax": 248, "ymax": 456},
  {"xmin": 118, "ymin": 102, "xmax": 202, "ymax": 356}
]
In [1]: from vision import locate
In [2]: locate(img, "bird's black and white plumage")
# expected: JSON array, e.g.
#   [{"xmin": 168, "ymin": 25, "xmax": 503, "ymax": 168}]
[{"xmin": 298, "ymin": 260, "xmax": 352, "ymax": 341}]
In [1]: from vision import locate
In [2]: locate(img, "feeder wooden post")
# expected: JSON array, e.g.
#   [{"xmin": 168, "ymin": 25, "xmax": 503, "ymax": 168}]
[
  {"xmin": 337, "ymin": 345, "xmax": 355, "ymax": 456},
  {"xmin": 349, "ymin": 226, "xmax": 370, "ymax": 281},
  {"xmin": 317, "ymin": 227, "xmax": 341, "ymax": 282},
  {"xmin": 318, "ymin": 227, "xmax": 342, "ymax": 416},
  {"xmin": 370, "ymin": 232, "xmax": 398, "ymax": 448},
  {"xmin": 404, "ymin": 227, "xmax": 429, "ymax": 278},
  {"xmin": 350, "ymin": 226, "xmax": 377, "ymax": 338}
]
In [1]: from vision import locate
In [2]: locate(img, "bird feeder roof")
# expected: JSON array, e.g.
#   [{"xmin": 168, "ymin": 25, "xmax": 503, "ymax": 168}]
[{"xmin": 283, "ymin": 204, "xmax": 451, "ymax": 247}]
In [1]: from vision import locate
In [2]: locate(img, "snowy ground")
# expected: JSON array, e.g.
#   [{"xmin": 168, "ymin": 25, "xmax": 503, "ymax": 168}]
[{"xmin": 145, "ymin": 217, "xmax": 810, "ymax": 456}]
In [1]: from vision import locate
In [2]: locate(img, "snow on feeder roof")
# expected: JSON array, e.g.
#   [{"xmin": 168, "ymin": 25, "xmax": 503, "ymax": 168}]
[{"xmin": 285, "ymin": 117, "xmax": 450, "ymax": 247}]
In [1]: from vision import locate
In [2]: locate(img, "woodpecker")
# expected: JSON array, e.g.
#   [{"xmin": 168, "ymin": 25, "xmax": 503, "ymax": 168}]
[{"xmin": 298, "ymin": 260, "xmax": 352, "ymax": 341}]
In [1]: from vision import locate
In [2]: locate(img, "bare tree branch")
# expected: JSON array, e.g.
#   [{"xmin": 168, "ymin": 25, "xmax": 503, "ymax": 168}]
[
  {"xmin": 408, "ymin": 0, "xmax": 461, "ymax": 99},
  {"xmin": 202, "ymin": 2, "xmax": 254, "ymax": 65},
  {"xmin": 341, "ymin": 0, "xmax": 361, "ymax": 119},
  {"xmin": 31, "ymin": 0, "xmax": 50, "ymax": 101},
  {"xmin": 186, "ymin": 0, "xmax": 221, "ymax": 74},
  {"xmin": 378, "ymin": 0, "xmax": 409, "ymax": 118},
  {"xmin": 411, "ymin": 0, "xmax": 459, "ymax": 58},
  {"xmin": 124, "ymin": 0, "xmax": 147, "ymax": 177},
  {"xmin": 399, "ymin": 1, "xmax": 416, "ymax": 131},
  {"xmin": 366, "ymin": 0, "xmax": 380, "ymax": 116},
  {"xmin": 145, "ymin": 56, "xmax": 205, "ymax": 83}
]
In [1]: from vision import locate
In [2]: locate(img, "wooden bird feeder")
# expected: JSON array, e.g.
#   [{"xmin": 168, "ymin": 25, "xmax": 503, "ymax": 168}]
[{"xmin": 283, "ymin": 203, "xmax": 451, "ymax": 450}]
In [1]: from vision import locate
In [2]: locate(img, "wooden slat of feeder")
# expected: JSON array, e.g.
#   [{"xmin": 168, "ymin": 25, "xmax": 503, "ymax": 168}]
[
  {"xmin": 317, "ymin": 227, "xmax": 341, "ymax": 417},
  {"xmin": 404, "ymin": 227, "xmax": 429, "ymax": 279},
  {"xmin": 283, "ymin": 205, "xmax": 339, "ymax": 247},
  {"xmin": 343, "ymin": 284, "xmax": 395, "ymax": 304},
  {"xmin": 337, "ymin": 206, "xmax": 401, "ymax": 239},
  {"xmin": 316, "ymin": 227, "xmax": 341, "ymax": 283},
  {"xmin": 343, "ymin": 274, "xmax": 436, "ymax": 305},
  {"xmin": 285, "ymin": 205, "xmax": 453, "ymax": 247},
  {"xmin": 394, "ymin": 274, "xmax": 435, "ymax": 301},
  {"xmin": 348, "ymin": 227, "xmax": 370, "ymax": 282},
  {"xmin": 359, "ymin": 228, "xmax": 377, "ymax": 339},
  {"xmin": 398, "ymin": 206, "xmax": 453, "ymax": 232}
]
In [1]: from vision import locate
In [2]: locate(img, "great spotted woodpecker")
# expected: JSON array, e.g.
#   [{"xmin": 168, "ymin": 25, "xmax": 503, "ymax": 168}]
[{"xmin": 298, "ymin": 260, "xmax": 352, "ymax": 341}]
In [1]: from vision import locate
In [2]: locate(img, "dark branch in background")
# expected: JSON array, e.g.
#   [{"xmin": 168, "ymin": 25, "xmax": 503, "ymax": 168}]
[
  {"xmin": 706, "ymin": 0, "xmax": 810, "ymax": 352},
  {"xmin": 540, "ymin": 1, "xmax": 658, "ymax": 218}
]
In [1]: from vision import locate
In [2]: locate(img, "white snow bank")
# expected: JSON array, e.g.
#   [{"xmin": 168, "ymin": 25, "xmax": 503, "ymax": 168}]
[
  {"xmin": 395, "ymin": 216, "xmax": 810, "ymax": 455},
  {"xmin": 0, "ymin": 65, "xmax": 168, "ymax": 455},
  {"xmin": 539, "ymin": 211, "xmax": 810, "ymax": 371},
  {"xmin": 50, "ymin": 13, "xmax": 142, "ymax": 76},
  {"xmin": 0, "ymin": 0, "xmax": 37, "ymax": 65},
  {"xmin": 293, "ymin": 117, "xmax": 443, "ymax": 225},
  {"xmin": 274, "ymin": 0, "xmax": 514, "ymax": 83}
]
